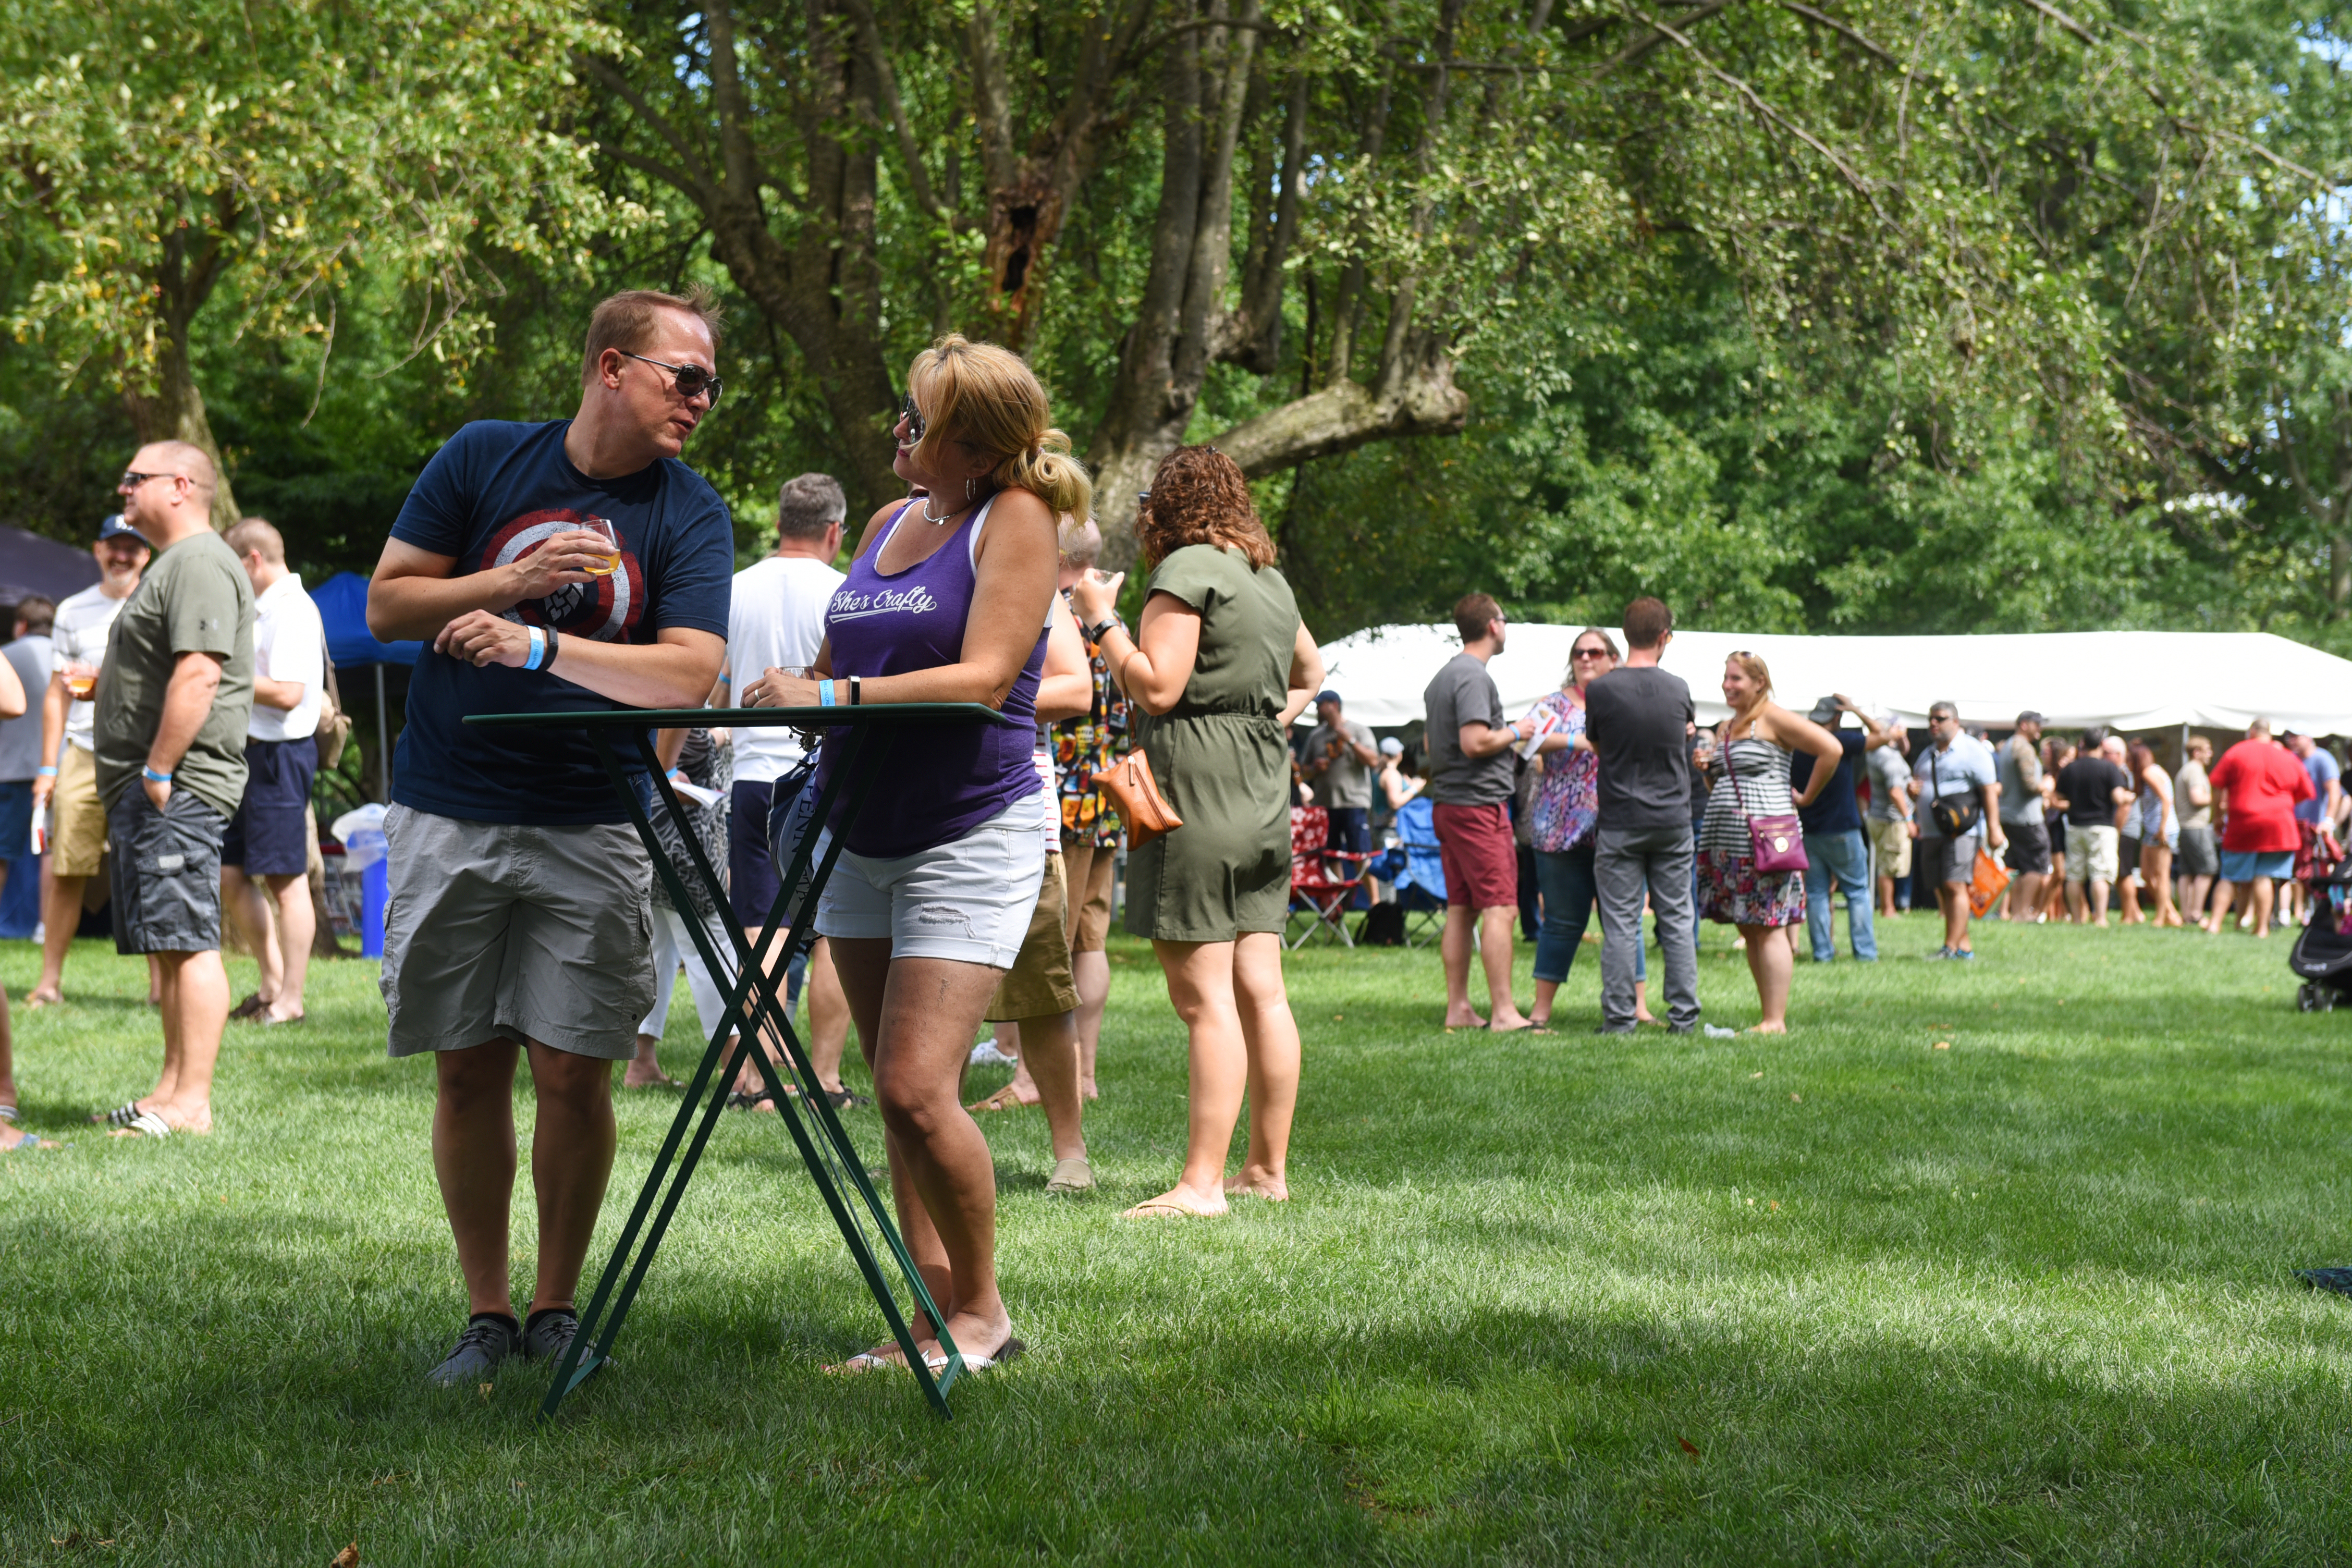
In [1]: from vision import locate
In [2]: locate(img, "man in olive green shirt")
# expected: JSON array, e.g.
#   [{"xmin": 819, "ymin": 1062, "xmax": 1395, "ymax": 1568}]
[{"xmin": 89, "ymin": 440, "xmax": 255, "ymax": 1139}]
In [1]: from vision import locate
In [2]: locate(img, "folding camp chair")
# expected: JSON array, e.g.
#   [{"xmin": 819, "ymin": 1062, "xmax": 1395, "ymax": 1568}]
[
  {"xmin": 1389, "ymin": 797, "xmax": 1449, "ymax": 947},
  {"xmin": 1288, "ymin": 805, "xmax": 1375, "ymax": 948}
]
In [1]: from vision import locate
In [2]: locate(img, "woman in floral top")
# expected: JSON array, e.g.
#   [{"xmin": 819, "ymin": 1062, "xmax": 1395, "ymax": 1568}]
[{"xmin": 1524, "ymin": 627, "xmax": 1653, "ymax": 1030}]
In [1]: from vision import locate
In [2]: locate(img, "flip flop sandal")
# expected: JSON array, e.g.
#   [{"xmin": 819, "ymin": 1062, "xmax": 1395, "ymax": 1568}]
[
  {"xmin": 1, "ymin": 1124, "xmax": 58, "ymax": 1152},
  {"xmin": 95, "ymin": 1101, "xmax": 144, "ymax": 1128},
  {"xmin": 1121, "ymin": 1197, "xmax": 1220, "ymax": 1220},
  {"xmin": 0, "ymin": 1105, "xmax": 17, "ymax": 1122},
  {"xmin": 1045, "ymin": 1157, "xmax": 1095, "ymax": 1194},
  {"xmin": 1515, "ymin": 1019, "xmax": 1554, "ymax": 1033},
  {"xmin": 230, "ymin": 993, "xmax": 268, "ymax": 1021},
  {"xmin": 927, "ymin": 1336, "xmax": 1025, "ymax": 1375},
  {"xmin": 965, "ymin": 1084, "xmax": 1031, "ymax": 1113},
  {"xmin": 823, "ymin": 1086, "xmax": 872, "ymax": 1109},
  {"xmin": 259, "ymin": 1010, "xmax": 307, "ymax": 1027},
  {"xmin": 827, "ymin": 1346, "xmax": 912, "ymax": 1375},
  {"xmin": 110, "ymin": 1109, "xmax": 170, "ymax": 1140}
]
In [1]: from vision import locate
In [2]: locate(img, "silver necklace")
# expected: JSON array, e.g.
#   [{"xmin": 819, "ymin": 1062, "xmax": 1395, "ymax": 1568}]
[{"xmin": 921, "ymin": 492, "xmax": 957, "ymax": 525}]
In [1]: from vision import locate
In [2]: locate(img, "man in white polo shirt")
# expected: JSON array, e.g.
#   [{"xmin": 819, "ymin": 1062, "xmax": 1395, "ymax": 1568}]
[
  {"xmin": 220, "ymin": 519, "xmax": 325, "ymax": 1025},
  {"xmin": 723, "ymin": 473, "xmax": 857, "ymax": 1106}
]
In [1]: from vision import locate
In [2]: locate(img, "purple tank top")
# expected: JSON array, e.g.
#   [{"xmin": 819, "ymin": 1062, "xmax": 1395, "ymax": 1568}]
[{"xmin": 819, "ymin": 497, "xmax": 1046, "ymax": 858}]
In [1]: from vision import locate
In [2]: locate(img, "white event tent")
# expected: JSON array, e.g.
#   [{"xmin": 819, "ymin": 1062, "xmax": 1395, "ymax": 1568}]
[{"xmin": 1310, "ymin": 624, "xmax": 2352, "ymax": 736}]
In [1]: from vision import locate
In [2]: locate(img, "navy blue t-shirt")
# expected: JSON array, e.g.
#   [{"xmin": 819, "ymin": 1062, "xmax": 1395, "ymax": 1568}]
[
  {"xmin": 388, "ymin": 420, "xmax": 733, "ymax": 825},
  {"xmin": 1790, "ymin": 728, "xmax": 1866, "ymax": 837}
]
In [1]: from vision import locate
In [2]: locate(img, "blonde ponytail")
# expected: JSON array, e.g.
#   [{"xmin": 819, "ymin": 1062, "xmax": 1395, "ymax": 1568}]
[
  {"xmin": 904, "ymin": 334, "xmax": 1091, "ymax": 521},
  {"xmin": 995, "ymin": 428, "xmax": 1092, "ymax": 524}
]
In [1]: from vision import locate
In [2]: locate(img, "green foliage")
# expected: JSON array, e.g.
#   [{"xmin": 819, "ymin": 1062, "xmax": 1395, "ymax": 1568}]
[{"xmin": 0, "ymin": 0, "xmax": 630, "ymax": 393}]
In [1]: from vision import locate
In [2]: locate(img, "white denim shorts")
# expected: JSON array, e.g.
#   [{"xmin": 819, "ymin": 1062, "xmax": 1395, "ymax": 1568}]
[{"xmin": 814, "ymin": 791, "xmax": 1049, "ymax": 967}]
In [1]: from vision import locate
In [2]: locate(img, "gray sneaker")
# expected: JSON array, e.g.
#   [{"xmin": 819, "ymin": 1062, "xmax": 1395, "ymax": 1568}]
[
  {"xmin": 429, "ymin": 1313, "xmax": 520, "ymax": 1387},
  {"xmin": 524, "ymin": 1308, "xmax": 609, "ymax": 1378}
]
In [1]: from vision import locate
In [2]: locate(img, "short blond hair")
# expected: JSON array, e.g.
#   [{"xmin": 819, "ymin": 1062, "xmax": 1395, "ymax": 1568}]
[
  {"xmin": 582, "ymin": 286, "xmax": 724, "ymax": 383},
  {"xmin": 224, "ymin": 518, "xmax": 285, "ymax": 564}
]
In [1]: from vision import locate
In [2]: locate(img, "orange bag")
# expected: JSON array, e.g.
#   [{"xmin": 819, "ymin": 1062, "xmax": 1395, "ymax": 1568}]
[
  {"xmin": 1089, "ymin": 751, "xmax": 1184, "ymax": 848},
  {"xmin": 1968, "ymin": 845, "xmax": 2012, "ymax": 919}
]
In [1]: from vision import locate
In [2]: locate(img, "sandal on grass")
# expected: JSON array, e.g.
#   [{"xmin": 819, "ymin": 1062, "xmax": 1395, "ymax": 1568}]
[
  {"xmin": 928, "ymin": 1336, "xmax": 1024, "ymax": 1374},
  {"xmin": 108, "ymin": 1109, "xmax": 170, "ymax": 1140},
  {"xmin": 2298, "ymin": 1267, "xmax": 2352, "ymax": 1298},
  {"xmin": 1, "ymin": 1124, "xmax": 59, "ymax": 1152},
  {"xmin": 965, "ymin": 1084, "xmax": 1032, "ymax": 1114},
  {"xmin": 230, "ymin": 993, "xmax": 268, "ymax": 1021},
  {"xmin": 93, "ymin": 1101, "xmax": 144, "ymax": 1128},
  {"xmin": 1045, "ymin": 1157, "xmax": 1095, "ymax": 1194}
]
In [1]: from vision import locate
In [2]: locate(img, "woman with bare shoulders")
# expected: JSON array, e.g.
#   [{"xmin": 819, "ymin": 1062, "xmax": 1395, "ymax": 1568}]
[
  {"xmin": 743, "ymin": 334, "xmax": 1081, "ymax": 1373},
  {"xmin": 1698, "ymin": 653, "xmax": 1844, "ymax": 1033},
  {"xmin": 1070, "ymin": 447, "xmax": 1323, "ymax": 1218},
  {"xmin": 2128, "ymin": 738, "xmax": 2182, "ymax": 926}
]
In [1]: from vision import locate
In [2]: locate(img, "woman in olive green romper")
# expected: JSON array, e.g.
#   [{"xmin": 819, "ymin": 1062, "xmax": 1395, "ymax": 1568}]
[{"xmin": 1070, "ymin": 447, "xmax": 1324, "ymax": 1218}]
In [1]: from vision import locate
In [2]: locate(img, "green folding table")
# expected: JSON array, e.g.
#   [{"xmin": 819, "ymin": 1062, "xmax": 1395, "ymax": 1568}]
[{"xmin": 463, "ymin": 702, "xmax": 1006, "ymax": 1419}]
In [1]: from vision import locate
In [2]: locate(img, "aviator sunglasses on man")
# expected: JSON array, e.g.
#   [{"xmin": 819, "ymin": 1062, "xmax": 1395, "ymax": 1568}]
[{"xmin": 620, "ymin": 351, "xmax": 723, "ymax": 408}]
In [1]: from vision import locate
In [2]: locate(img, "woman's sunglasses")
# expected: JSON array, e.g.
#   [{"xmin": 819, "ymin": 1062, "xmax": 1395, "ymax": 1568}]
[
  {"xmin": 899, "ymin": 391, "xmax": 926, "ymax": 443},
  {"xmin": 1572, "ymin": 645, "xmax": 1611, "ymax": 660}
]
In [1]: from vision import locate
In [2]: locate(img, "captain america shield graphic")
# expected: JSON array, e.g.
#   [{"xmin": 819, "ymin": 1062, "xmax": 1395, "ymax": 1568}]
[{"xmin": 479, "ymin": 509, "xmax": 644, "ymax": 642}]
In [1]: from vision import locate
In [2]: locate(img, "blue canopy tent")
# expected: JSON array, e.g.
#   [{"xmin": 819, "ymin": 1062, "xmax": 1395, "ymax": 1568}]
[{"xmin": 310, "ymin": 571, "xmax": 418, "ymax": 794}]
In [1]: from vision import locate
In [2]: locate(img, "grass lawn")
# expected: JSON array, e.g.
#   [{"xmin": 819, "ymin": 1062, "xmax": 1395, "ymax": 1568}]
[{"xmin": 6, "ymin": 910, "xmax": 2352, "ymax": 1564}]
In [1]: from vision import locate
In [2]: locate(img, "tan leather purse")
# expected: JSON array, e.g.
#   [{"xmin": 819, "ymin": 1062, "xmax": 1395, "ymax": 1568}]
[{"xmin": 1090, "ymin": 751, "xmax": 1183, "ymax": 848}]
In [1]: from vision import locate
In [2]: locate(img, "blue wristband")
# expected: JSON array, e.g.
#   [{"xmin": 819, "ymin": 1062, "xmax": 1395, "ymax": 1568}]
[
  {"xmin": 525, "ymin": 627, "xmax": 547, "ymax": 671},
  {"xmin": 817, "ymin": 679, "xmax": 837, "ymax": 708},
  {"xmin": 37, "ymin": 765, "xmax": 57, "ymax": 778},
  {"xmin": 142, "ymin": 766, "xmax": 172, "ymax": 783}
]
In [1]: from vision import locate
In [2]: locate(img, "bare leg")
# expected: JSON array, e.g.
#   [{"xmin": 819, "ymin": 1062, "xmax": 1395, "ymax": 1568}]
[
  {"xmin": 31, "ymin": 873, "xmax": 84, "ymax": 1003},
  {"xmin": 804, "ymin": 937, "xmax": 851, "ymax": 1094},
  {"xmin": 523, "ymin": 1041, "xmax": 618, "ymax": 1314},
  {"xmin": 1133, "ymin": 938, "xmax": 1248, "ymax": 1214},
  {"xmin": 1227, "ymin": 930, "xmax": 1300, "ymax": 1198},
  {"xmin": 2121, "ymin": 874, "xmax": 2143, "ymax": 924},
  {"xmin": 984, "ymin": 1020, "xmax": 1044, "ymax": 1107},
  {"xmin": 2145, "ymin": 846, "xmax": 2179, "ymax": 926},
  {"xmin": 1477, "ymin": 904, "xmax": 1529, "ymax": 1031},
  {"xmin": 2087, "ymin": 878, "xmax": 2111, "ymax": 928},
  {"xmin": 1531, "ymin": 976, "xmax": 1561, "ymax": 1024},
  {"xmin": 434, "ymin": 1039, "xmax": 523, "ymax": 1317},
  {"xmin": 623, "ymin": 1031, "xmax": 677, "ymax": 1088},
  {"xmin": 1940, "ymin": 881, "xmax": 1972, "ymax": 952},
  {"xmin": 221, "ymin": 864, "xmax": 282, "ymax": 1002},
  {"xmin": 265, "ymin": 873, "xmax": 313, "ymax": 1017},
  {"xmin": 1877, "ymin": 873, "xmax": 1898, "ymax": 921},
  {"xmin": 1634, "ymin": 979, "xmax": 1656, "ymax": 1024},
  {"xmin": 143, "ymin": 950, "xmax": 225, "ymax": 1131},
  {"xmin": 1439, "ymin": 904, "xmax": 1485, "ymax": 1027},
  {"xmin": 2251, "ymin": 876, "xmax": 2277, "ymax": 938},
  {"xmin": 1013, "ymin": 1010, "xmax": 1086, "ymax": 1161},
  {"xmin": 1738, "ymin": 922, "xmax": 1794, "ymax": 1032},
  {"xmin": 2179, "ymin": 872, "xmax": 2212, "ymax": 924},
  {"xmin": 146, "ymin": 954, "xmax": 163, "ymax": 1006},
  {"xmin": 829, "ymin": 936, "xmax": 1011, "ymax": 1361},
  {"xmin": 2202, "ymin": 880, "xmax": 2236, "ymax": 933},
  {"xmin": 1072, "ymin": 948, "xmax": 1108, "ymax": 1097},
  {"xmin": 2065, "ymin": 877, "xmax": 2087, "ymax": 924},
  {"xmin": 0, "ymin": 982, "xmax": 14, "ymax": 1108}
]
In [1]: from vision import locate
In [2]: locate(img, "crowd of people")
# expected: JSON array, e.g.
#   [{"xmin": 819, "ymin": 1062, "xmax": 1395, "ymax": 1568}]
[
  {"xmin": 0, "ymin": 452, "xmax": 336, "ymax": 1154},
  {"xmin": 1, "ymin": 283, "xmax": 2334, "ymax": 1394},
  {"xmin": 1372, "ymin": 598, "xmax": 2342, "ymax": 1038}
]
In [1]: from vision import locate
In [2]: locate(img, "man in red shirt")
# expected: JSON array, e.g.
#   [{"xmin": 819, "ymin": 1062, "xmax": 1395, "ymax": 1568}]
[{"xmin": 2201, "ymin": 717, "xmax": 2314, "ymax": 939}]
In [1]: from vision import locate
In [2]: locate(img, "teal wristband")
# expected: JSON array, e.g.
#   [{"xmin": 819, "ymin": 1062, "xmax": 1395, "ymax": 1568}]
[
  {"xmin": 142, "ymin": 765, "xmax": 172, "ymax": 783},
  {"xmin": 817, "ymin": 679, "xmax": 837, "ymax": 708},
  {"xmin": 38, "ymin": 765, "xmax": 57, "ymax": 778}
]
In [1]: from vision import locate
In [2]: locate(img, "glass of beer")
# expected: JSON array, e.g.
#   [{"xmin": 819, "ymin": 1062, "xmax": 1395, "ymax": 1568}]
[
  {"xmin": 579, "ymin": 516, "xmax": 620, "ymax": 577},
  {"xmin": 64, "ymin": 664, "xmax": 97, "ymax": 701}
]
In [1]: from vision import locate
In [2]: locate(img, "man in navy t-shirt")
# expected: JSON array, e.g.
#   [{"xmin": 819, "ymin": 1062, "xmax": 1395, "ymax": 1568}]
[
  {"xmin": 1787, "ymin": 695, "xmax": 1903, "ymax": 963},
  {"xmin": 366, "ymin": 288, "xmax": 733, "ymax": 1388}
]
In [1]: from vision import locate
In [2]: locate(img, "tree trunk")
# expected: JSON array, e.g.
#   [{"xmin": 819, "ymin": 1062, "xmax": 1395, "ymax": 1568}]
[{"xmin": 120, "ymin": 328, "xmax": 240, "ymax": 530}]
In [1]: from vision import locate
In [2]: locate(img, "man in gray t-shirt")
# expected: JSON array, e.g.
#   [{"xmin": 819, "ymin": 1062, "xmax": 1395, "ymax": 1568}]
[
  {"xmin": 1420, "ymin": 594, "xmax": 1530, "ymax": 1031},
  {"xmin": 1301, "ymin": 691, "xmax": 1379, "ymax": 892}
]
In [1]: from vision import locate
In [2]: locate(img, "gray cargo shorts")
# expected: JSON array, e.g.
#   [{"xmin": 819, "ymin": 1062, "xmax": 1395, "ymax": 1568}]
[{"xmin": 381, "ymin": 804, "xmax": 656, "ymax": 1061}]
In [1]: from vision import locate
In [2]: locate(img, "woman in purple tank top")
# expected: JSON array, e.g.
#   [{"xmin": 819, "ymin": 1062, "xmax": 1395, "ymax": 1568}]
[{"xmin": 744, "ymin": 336, "xmax": 1085, "ymax": 1373}]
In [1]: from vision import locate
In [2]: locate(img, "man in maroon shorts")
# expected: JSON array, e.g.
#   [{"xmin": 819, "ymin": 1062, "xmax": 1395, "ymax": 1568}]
[{"xmin": 1421, "ymin": 592, "xmax": 1530, "ymax": 1030}]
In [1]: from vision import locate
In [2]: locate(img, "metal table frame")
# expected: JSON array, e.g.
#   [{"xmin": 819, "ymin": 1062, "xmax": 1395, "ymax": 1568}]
[{"xmin": 463, "ymin": 703, "xmax": 1006, "ymax": 1420}]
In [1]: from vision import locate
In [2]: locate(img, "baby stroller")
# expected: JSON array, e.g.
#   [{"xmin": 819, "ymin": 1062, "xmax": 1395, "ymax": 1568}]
[{"xmin": 2290, "ymin": 852, "xmax": 2352, "ymax": 1011}]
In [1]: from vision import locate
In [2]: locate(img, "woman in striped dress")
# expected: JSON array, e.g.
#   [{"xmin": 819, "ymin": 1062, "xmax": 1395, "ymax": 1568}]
[{"xmin": 1698, "ymin": 652, "xmax": 1844, "ymax": 1032}]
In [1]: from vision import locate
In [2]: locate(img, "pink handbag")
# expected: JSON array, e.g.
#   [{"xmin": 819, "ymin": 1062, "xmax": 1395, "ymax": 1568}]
[{"xmin": 1721, "ymin": 731, "xmax": 1810, "ymax": 873}]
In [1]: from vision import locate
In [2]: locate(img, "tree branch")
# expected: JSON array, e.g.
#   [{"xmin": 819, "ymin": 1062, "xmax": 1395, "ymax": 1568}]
[
  {"xmin": 843, "ymin": 0, "xmax": 950, "ymax": 223},
  {"xmin": 1594, "ymin": 0, "xmax": 1735, "ymax": 78},
  {"xmin": 1773, "ymin": 0, "xmax": 1897, "ymax": 65},
  {"xmin": 573, "ymin": 51, "xmax": 715, "ymax": 198}
]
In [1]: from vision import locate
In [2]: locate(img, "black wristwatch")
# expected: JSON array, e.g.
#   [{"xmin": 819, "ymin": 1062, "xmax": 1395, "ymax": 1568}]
[{"xmin": 1086, "ymin": 618, "xmax": 1124, "ymax": 644}]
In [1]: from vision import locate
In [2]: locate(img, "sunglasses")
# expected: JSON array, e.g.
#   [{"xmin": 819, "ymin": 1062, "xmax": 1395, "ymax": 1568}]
[
  {"xmin": 899, "ymin": 391, "xmax": 926, "ymax": 444},
  {"xmin": 1572, "ymin": 646, "xmax": 1611, "ymax": 660},
  {"xmin": 620, "ymin": 351, "xmax": 722, "ymax": 407},
  {"xmin": 119, "ymin": 469, "xmax": 192, "ymax": 491}
]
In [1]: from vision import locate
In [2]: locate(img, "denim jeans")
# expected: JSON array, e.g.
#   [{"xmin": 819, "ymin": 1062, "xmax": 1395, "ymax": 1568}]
[
  {"xmin": 1595, "ymin": 825, "xmax": 1699, "ymax": 1029},
  {"xmin": 1326, "ymin": 805, "xmax": 1370, "ymax": 908},
  {"xmin": 1804, "ymin": 827, "xmax": 1877, "ymax": 961},
  {"xmin": 1533, "ymin": 842, "xmax": 1646, "ymax": 985}
]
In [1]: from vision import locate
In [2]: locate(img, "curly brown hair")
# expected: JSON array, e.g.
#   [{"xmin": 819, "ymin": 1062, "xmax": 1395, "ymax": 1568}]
[{"xmin": 1136, "ymin": 446, "xmax": 1276, "ymax": 571}]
